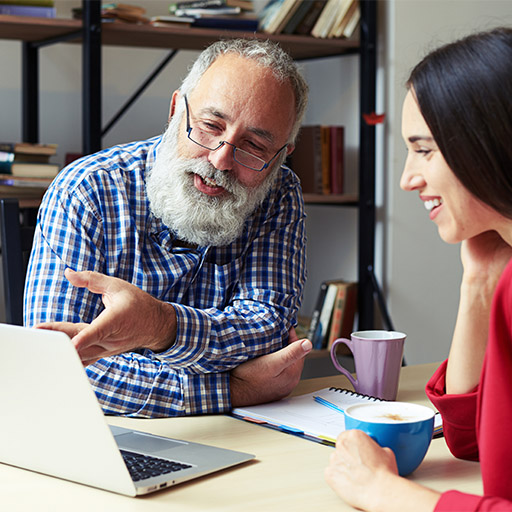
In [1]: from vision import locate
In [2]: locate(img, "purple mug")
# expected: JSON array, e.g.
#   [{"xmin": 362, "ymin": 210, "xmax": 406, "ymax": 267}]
[{"xmin": 330, "ymin": 330, "xmax": 406, "ymax": 401}]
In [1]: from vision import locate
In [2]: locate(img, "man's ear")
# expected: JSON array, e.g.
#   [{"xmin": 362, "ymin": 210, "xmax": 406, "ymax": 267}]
[
  {"xmin": 285, "ymin": 144, "xmax": 295, "ymax": 157},
  {"xmin": 168, "ymin": 90, "xmax": 180, "ymax": 121}
]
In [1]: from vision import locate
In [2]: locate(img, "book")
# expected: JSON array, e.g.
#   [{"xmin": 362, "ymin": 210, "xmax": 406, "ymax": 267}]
[
  {"xmin": 225, "ymin": 0, "xmax": 253, "ymax": 9},
  {"xmin": 258, "ymin": 0, "xmax": 285, "ymax": 32},
  {"xmin": 327, "ymin": 0, "xmax": 355, "ymax": 38},
  {"xmin": 307, "ymin": 281, "xmax": 328, "ymax": 344},
  {"xmin": 0, "ymin": 0, "xmax": 54, "ymax": 5},
  {"xmin": 232, "ymin": 387, "xmax": 387, "ymax": 445},
  {"xmin": 0, "ymin": 173, "xmax": 53, "ymax": 188},
  {"xmin": 330, "ymin": 0, "xmax": 359, "ymax": 38},
  {"xmin": 293, "ymin": 0, "xmax": 324, "ymax": 35},
  {"xmin": 310, "ymin": 0, "xmax": 340, "ymax": 39},
  {"xmin": 320, "ymin": 125, "xmax": 331, "ymax": 194},
  {"xmin": 0, "ymin": 142, "xmax": 57, "ymax": 157},
  {"xmin": 338, "ymin": 1, "xmax": 360, "ymax": 39},
  {"xmin": 175, "ymin": 5, "xmax": 241, "ymax": 16},
  {"xmin": 313, "ymin": 282, "xmax": 338, "ymax": 349},
  {"xmin": 0, "ymin": 161, "xmax": 60, "ymax": 178},
  {"xmin": 169, "ymin": 0, "xmax": 253, "ymax": 12},
  {"xmin": 288, "ymin": 125, "xmax": 323, "ymax": 195},
  {"xmin": 329, "ymin": 125, "xmax": 344, "ymax": 194},
  {"xmin": 150, "ymin": 14, "xmax": 194, "ymax": 27},
  {"xmin": 169, "ymin": 0, "xmax": 225, "ymax": 11},
  {"xmin": 308, "ymin": 278, "xmax": 349, "ymax": 349},
  {"xmin": 191, "ymin": 13, "xmax": 258, "ymax": 30},
  {"xmin": 281, "ymin": 0, "xmax": 312, "ymax": 34},
  {"xmin": 0, "ymin": 3, "xmax": 55, "ymax": 16},
  {"xmin": 0, "ymin": 142, "xmax": 59, "ymax": 177},
  {"xmin": 326, "ymin": 280, "xmax": 357, "ymax": 349},
  {"xmin": 262, "ymin": 0, "xmax": 300, "ymax": 34}
]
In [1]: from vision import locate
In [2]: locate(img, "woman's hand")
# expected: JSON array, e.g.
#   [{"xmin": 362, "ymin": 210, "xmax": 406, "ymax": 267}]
[
  {"xmin": 447, "ymin": 231, "xmax": 512, "ymax": 394},
  {"xmin": 461, "ymin": 230, "xmax": 512, "ymax": 287},
  {"xmin": 325, "ymin": 430, "xmax": 440, "ymax": 512},
  {"xmin": 325, "ymin": 430, "xmax": 398, "ymax": 510}
]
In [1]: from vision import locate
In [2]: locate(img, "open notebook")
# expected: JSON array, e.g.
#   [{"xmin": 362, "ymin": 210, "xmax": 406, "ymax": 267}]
[{"xmin": 232, "ymin": 387, "xmax": 443, "ymax": 445}]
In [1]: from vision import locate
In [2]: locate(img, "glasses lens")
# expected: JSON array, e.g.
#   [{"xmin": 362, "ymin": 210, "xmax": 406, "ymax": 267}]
[
  {"xmin": 188, "ymin": 125, "xmax": 266, "ymax": 171},
  {"xmin": 189, "ymin": 128, "xmax": 219, "ymax": 151},
  {"xmin": 234, "ymin": 149, "xmax": 265, "ymax": 171}
]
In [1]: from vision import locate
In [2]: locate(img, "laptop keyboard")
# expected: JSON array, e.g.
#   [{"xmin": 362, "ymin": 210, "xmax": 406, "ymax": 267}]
[{"xmin": 121, "ymin": 449, "xmax": 192, "ymax": 482}]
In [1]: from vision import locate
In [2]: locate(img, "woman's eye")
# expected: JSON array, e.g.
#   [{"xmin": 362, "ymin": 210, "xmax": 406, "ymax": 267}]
[{"xmin": 416, "ymin": 149, "xmax": 432, "ymax": 156}]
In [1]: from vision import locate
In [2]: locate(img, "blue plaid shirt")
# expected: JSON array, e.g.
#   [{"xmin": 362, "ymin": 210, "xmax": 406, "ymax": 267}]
[{"xmin": 24, "ymin": 136, "xmax": 307, "ymax": 417}]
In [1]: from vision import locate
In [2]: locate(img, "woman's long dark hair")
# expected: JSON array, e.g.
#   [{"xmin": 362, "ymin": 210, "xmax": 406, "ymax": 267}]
[{"xmin": 407, "ymin": 27, "xmax": 512, "ymax": 217}]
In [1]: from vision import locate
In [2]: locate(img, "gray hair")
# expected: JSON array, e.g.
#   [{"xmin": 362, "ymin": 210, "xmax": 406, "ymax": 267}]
[{"xmin": 179, "ymin": 38, "xmax": 309, "ymax": 143}]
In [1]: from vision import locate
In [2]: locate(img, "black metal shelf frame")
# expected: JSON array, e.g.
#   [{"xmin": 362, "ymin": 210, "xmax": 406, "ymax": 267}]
[{"xmin": 19, "ymin": 0, "xmax": 384, "ymax": 331}]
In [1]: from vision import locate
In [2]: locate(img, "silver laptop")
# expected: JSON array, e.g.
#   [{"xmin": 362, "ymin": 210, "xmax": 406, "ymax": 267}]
[{"xmin": 0, "ymin": 323, "xmax": 254, "ymax": 496}]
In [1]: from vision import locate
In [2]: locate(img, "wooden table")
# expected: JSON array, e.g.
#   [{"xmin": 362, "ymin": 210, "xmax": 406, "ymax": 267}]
[{"xmin": 0, "ymin": 362, "xmax": 482, "ymax": 511}]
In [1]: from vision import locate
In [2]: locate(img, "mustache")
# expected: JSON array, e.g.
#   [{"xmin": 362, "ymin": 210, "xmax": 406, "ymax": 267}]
[{"xmin": 185, "ymin": 158, "xmax": 246, "ymax": 196}]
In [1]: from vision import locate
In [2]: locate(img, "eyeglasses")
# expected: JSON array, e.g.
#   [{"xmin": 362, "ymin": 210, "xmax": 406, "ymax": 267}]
[{"xmin": 184, "ymin": 95, "xmax": 288, "ymax": 172}]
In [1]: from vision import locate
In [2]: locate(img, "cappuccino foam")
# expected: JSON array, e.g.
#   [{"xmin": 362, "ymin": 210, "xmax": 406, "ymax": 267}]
[{"xmin": 346, "ymin": 402, "xmax": 434, "ymax": 424}]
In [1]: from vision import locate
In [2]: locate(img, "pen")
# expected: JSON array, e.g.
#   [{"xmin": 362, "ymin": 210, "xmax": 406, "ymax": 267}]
[{"xmin": 313, "ymin": 395, "xmax": 346, "ymax": 415}]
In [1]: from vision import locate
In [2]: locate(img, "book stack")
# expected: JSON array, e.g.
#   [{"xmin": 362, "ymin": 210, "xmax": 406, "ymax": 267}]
[
  {"xmin": 0, "ymin": 142, "xmax": 60, "ymax": 181},
  {"xmin": 151, "ymin": 0, "xmax": 257, "ymax": 31},
  {"xmin": 307, "ymin": 279, "xmax": 357, "ymax": 350},
  {"xmin": 0, "ymin": 142, "xmax": 59, "ymax": 202},
  {"xmin": 259, "ymin": 0, "xmax": 360, "ymax": 39},
  {"xmin": 288, "ymin": 124, "xmax": 345, "ymax": 196},
  {"xmin": 0, "ymin": 0, "xmax": 55, "ymax": 17},
  {"xmin": 72, "ymin": 4, "xmax": 149, "ymax": 24}
]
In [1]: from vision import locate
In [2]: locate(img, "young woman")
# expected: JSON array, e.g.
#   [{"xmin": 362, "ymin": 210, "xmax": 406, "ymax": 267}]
[{"xmin": 325, "ymin": 27, "xmax": 512, "ymax": 511}]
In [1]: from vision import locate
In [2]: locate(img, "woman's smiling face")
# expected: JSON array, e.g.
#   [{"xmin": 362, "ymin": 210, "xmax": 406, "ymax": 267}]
[{"xmin": 399, "ymin": 90, "xmax": 498, "ymax": 244}]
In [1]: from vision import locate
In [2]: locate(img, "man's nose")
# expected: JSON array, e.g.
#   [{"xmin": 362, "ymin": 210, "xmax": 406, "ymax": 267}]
[{"xmin": 207, "ymin": 141, "xmax": 235, "ymax": 171}]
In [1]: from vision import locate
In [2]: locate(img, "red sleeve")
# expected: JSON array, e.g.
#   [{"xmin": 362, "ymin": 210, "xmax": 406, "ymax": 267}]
[
  {"xmin": 425, "ymin": 360, "xmax": 479, "ymax": 461},
  {"xmin": 436, "ymin": 491, "xmax": 512, "ymax": 511}
]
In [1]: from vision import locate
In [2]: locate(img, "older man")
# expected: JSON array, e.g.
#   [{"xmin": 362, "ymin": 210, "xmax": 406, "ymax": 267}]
[{"xmin": 26, "ymin": 38, "xmax": 311, "ymax": 417}]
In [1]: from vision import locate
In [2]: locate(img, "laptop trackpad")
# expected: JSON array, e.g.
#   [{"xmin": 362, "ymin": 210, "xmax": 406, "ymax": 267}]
[{"xmin": 115, "ymin": 432, "xmax": 187, "ymax": 454}]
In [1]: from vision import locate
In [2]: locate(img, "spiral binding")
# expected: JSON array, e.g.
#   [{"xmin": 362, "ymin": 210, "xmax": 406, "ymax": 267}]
[{"xmin": 327, "ymin": 387, "xmax": 386, "ymax": 402}]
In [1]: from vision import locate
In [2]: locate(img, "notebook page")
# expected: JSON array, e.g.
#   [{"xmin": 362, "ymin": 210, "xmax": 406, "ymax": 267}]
[{"xmin": 232, "ymin": 387, "xmax": 380, "ymax": 443}]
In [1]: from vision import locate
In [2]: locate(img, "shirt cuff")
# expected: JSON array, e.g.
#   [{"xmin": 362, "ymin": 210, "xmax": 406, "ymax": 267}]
[
  {"xmin": 182, "ymin": 371, "xmax": 231, "ymax": 415},
  {"xmin": 153, "ymin": 302, "xmax": 211, "ymax": 367},
  {"xmin": 435, "ymin": 491, "xmax": 486, "ymax": 511},
  {"xmin": 426, "ymin": 359, "xmax": 479, "ymax": 429}
]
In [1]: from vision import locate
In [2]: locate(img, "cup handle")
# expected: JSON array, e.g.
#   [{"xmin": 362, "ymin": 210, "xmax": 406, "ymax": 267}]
[{"xmin": 330, "ymin": 338, "xmax": 357, "ymax": 389}]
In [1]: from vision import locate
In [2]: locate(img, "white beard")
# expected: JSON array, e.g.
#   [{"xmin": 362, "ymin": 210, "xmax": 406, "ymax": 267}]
[{"xmin": 146, "ymin": 116, "xmax": 279, "ymax": 247}]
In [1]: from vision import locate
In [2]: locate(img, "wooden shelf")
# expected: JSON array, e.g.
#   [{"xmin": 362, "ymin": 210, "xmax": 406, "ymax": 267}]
[
  {"xmin": 0, "ymin": 15, "xmax": 360, "ymax": 59},
  {"xmin": 303, "ymin": 193, "xmax": 358, "ymax": 206}
]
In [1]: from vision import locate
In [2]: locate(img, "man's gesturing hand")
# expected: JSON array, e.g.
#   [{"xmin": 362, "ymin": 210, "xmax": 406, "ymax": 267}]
[{"xmin": 37, "ymin": 268, "xmax": 177, "ymax": 365}]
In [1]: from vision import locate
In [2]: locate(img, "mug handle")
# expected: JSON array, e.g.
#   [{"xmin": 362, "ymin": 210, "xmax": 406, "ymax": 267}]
[{"xmin": 330, "ymin": 338, "xmax": 357, "ymax": 389}]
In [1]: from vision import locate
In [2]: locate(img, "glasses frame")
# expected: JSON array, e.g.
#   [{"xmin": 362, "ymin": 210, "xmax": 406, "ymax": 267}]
[{"xmin": 183, "ymin": 95, "xmax": 288, "ymax": 172}]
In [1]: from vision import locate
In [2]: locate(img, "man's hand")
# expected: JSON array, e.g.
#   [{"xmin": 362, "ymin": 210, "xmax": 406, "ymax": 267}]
[
  {"xmin": 36, "ymin": 268, "xmax": 177, "ymax": 366},
  {"xmin": 230, "ymin": 329, "xmax": 312, "ymax": 407}
]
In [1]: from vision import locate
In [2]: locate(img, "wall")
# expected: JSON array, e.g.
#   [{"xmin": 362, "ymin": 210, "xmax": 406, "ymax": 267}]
[{"xmin": 384, "ymin": 0, "xmax": 512, "ymax": 364}]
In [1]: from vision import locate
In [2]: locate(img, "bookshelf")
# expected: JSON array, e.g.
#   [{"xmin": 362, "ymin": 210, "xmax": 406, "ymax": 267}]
[{"xmin": 0, "ymin": 0, "xmax": 379, "ymax": 331}]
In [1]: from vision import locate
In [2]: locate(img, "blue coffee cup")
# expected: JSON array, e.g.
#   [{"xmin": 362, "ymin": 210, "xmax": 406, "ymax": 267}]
[{"xmin": 344, "ymin": 402, "xmax": 435, "ymax": 476}]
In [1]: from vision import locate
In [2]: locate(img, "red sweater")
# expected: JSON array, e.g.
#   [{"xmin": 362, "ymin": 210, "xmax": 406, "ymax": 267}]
[{"xmin": 426, "ymin": 258, "xmax": 512, "ymax": 511}]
